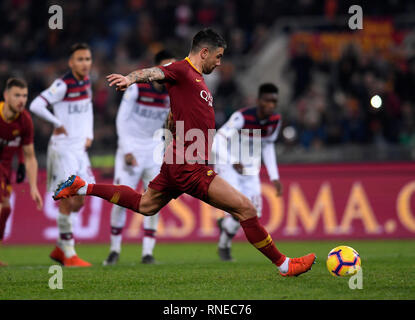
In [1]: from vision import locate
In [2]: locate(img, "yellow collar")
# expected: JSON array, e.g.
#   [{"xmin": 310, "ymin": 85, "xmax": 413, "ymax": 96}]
[
  {"xmin": 185, "ymin": 57, "xmax": 202, "ymax": 75},
  {"xmin": 0, "ymin": 101, "xmax": 20, "ymax": 123}
]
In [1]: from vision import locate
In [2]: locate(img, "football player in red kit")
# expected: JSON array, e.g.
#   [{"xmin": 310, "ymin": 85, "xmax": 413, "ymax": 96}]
[
  {"xmin": 0, "ymin": 78, "xmax": 43, "ymax": 266},
  {"xmin": 54, "ymin": 29, "xmax": 315, "ymax": 277}
]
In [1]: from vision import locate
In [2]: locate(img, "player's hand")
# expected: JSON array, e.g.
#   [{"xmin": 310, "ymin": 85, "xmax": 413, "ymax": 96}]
[
  {"xmin": 107, "ymin": 74, "xmax": 131, "ymax": 91},
  {"xmin": 53, "ymin": 126, "xmax": 68, "ymax": 136},
  {"xmin": 85, "ymin": 138, "xmax": 93, "ymax": 150},
  {"xmin": 272, "ymin": 179, "xmax": 283, "ymax": 197},
  {"xmin": 166, "ymin": 111, "xmax": 175, "ymax": 133},
  {"xmin": 30, "ymin": 187, "xmax": 43, "ymax": 210},
  {"xmin": 124, "ymin": 153, "xmax": 138, "ymax": 166},
  {"xmin": 16, "ymin": 163, "xmax": 26, "ymax": 183},
  {"xmin": 233, "ymin": 163, "xmax": 244, "ymax": 174}
]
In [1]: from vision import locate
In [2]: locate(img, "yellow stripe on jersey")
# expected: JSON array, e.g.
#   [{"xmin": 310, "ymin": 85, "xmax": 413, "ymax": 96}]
[
  {"xmin": 253, "ymin": 234, "xmax": 273, "ymax": 249},
  {"xmin": 0, "ymin": 101, "xmax": 20, "ymax": 123},
  {"xmin": 185, "ymin": 57, "xmax": 202, "ymax": 75},
  {"xmin": 110, "ymin": 192, "xmax": 121, "ymax": 204},
  {"xmin": 0, "ymin": 102, "xmax": 5, "ymax": 122}
]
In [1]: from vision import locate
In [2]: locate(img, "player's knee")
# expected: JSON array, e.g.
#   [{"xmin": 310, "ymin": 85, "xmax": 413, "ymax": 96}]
[{"xmin": 239, "ymin": 196, "xmax": 257, "ymax": 219}]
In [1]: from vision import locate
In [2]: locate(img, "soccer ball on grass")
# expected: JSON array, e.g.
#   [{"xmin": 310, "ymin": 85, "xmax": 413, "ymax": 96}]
[{"xmin": 326, "ymin": 245, "xmax": 361, "ymax": 277}]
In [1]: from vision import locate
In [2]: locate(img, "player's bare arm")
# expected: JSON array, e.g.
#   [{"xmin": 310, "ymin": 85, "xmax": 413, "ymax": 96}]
[
  {"xmin": 272, "ymin": 179, "xmax": 283, "ymax": 197},
  {"xmin": 53, "ymin": 126, "xmax": 68, "ymax": 136},
  {"xmin": 165, "ymin": 111, "xmax": 175, "ymax": 132},
  {"xmin": 22, "ymin": 143, "xmax": 43, "ymax": 210},
  {"xmin": 107, "ymin": 67, "xmax": 165, "ymax": 91},
  {"xmin": 85, "ymin": 138, "xmax": 93, "ymax": 150}
]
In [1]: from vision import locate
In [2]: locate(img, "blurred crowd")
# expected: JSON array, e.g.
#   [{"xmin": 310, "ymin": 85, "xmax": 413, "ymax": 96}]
[
  {"xmin": 1, "ymin": 0, "xmax": 415, "ymax": 159},
  {"xmin": 284, "ymin": 40, "xmax": 415, "ymax": 150}
]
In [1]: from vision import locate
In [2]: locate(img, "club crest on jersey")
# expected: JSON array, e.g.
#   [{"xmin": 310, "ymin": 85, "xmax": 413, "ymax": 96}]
[
  {"xmin": 200, "ymin": 90, "xmax": 213, "ymax": 107},
  {"xmin": 207, "ymin": 170, "xmax": 214, "ymax": 176}
]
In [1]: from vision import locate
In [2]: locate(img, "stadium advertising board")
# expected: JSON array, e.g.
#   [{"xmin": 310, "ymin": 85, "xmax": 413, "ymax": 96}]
[{"xmin": 3, "ymin": 163, "xmax": 415, "ymax": 244}]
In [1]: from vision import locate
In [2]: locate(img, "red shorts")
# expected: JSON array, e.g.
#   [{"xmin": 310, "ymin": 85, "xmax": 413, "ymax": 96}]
[{"xmin": 148, "ymin": 162, "xmax": 217, "ymax": 201}]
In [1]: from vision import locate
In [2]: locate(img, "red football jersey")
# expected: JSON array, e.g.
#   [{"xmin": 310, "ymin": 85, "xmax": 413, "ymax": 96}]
[
  {"xmin": 0, "ymin": 102, "xmax": 34, "ymax": 179},
  {"xmin": 159, "ymin": 58, "xmax": 215, "ymax": 162}
]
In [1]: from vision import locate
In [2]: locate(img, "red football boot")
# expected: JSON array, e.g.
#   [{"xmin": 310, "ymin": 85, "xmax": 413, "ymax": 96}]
[
  {"xmin": 53, "ymin": 175, "xmax": 86, "ymax": 200},
  {"xmin": 50, "ymin": 246, "xmax": 65, "ymax": 264},
  {"xmin": 63, "ymin": 255, "xmax": 92, "ymax": 267},
  {"xmin": 280, "ymin": 253, "xmax": 316, "ymax": 277}
]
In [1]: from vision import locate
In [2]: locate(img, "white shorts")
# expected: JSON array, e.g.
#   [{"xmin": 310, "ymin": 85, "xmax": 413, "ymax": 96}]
[
  {"xmin": 215, "ymin": 164, "xmax": 262, "ymax": 217},
  {"xmin": 47, "ymin": 141, "xmax": 95, "ymax": 192},
  {"xmin": 113, "ymin": 147, "xmax": 161, "ymax": 190}
]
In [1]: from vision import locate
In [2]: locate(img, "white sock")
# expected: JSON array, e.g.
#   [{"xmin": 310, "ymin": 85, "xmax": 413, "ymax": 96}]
[
  {"xmin": 142, "ymin": 236, "xmax": 156, "ymax": 256},
  {"xmin": 143, "ymin": 214, "xmax": 159, "ymax": 231},
  {"xmin": 278, "ymin": 257, "xmax": 290, "ymax": 273},
  {"xmin": 218, "ymin": 230, "xmax": 231, "ymax": 249},
  {"xmin": 142, "ymin": 215, "xmax": 159, "ymax": 256},
  {"xmin": 77, "ymin": 182, "xmax": 88, "ymax": 195},
  {"xmin": 61, "ymin": 239, "xmax": 76, "ymax": 258},
  {"xmin": 57, "ymin": 212, "xmax": 76, "ymax": 258},
  {"xmin": 218, "ymin": 215, "xmax": 240, "ymax": 249},
  {"xmin": 110, "ymin": 205, "xmax": 127, "ymax": 228},
  {"xmin": 223, "ymin": 215, "xmax": 241, "ymax": 235},
  {"xmin": 109, "ymin": 205, "xmax": 126, "ymax": 253},
  {"xmin": 110, "ymin": 234, "xmax": 122, "ymax": 253}
]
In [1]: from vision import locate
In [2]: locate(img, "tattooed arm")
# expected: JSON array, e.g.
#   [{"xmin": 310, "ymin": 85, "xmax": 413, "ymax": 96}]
[{"xmin": 106, "ymin": 67, "xmax": 165, "ymax": 91}]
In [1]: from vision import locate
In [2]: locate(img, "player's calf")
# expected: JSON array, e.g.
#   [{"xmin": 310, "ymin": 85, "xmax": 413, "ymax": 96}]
[{"xmin": 234, "ymin": 196, "xmax": 257, "ymax": 221}]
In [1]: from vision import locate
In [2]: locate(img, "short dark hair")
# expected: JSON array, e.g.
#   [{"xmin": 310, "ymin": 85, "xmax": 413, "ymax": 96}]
[
  {"xmin": 69, "ymin": 42, "xmax": 91, "ymax": 56},
  {"xmin": 5, "ymin": 78, "xmax": 27, "ymax": 90},
  {"xmin": 191, "ymin": 28, "xmax": 227, "ymax": 53},
  {"xmin": 258, "ymin": 83, "xmax": 279, "ymax": 97},
  {"xmin": 154, "ymin": 49, "xmax": 175, "ymax": 65}
]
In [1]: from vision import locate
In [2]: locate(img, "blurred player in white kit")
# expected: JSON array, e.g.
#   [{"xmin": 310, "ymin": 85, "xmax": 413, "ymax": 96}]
[
  {"xmin": 30, "ymin": 43, "xmax": 94, "ymax": 267},
  {"xmin": 103, "ymin": 50, "xmax": 176, "ymax": 266},
  {"xmin": 212, "ymin": 83, "xmax": 283, "ymax": 261}
]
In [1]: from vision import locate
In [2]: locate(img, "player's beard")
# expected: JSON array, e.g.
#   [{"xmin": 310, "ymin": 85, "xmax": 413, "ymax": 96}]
[
  {"xmin": 203, "ymin": 65, "xmax": 216, "ymax": 74},
  {"xmin": 73, "ymin": 69, "xmax": 88, "ymax": 80},
  {"xmin": 9, "ymin": 102, "xmax": 24, "ymax": 115}
]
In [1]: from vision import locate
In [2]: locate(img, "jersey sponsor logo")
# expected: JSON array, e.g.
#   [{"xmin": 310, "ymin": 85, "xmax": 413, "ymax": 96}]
[
  {"xmin": 9, "ymin": 137, "xmax": 21, "ymax": 146},
  {"xmin": 68, "ymin": 103, "xmax": 90, "ymax": 114},
  {"xmin": 136, "ymin": 90, "xmax": 169, "ymax": 107},
  {"xmin": 0, "ymin": 136, "xmax": 21, "ymax": 147},
  {"xmin": 134, "ymin": 106, "xmax": 169, "ymax": 120},
  {"xmin": 200, "ymin": 90, "xmax": 213, "ymax": 107},
  {"xmin": 140, "ymin": 96, "xmax": 155, "ymax": 103},
  {"xmin": 67, "ymin": 92, "xmax": 81, "ymax": 98}
]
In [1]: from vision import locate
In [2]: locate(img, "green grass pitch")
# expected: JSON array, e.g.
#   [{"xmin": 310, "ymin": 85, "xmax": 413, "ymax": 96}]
[{"xmin": 0, "ymin": 240, "xmax": 414, "ymax": 300}]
